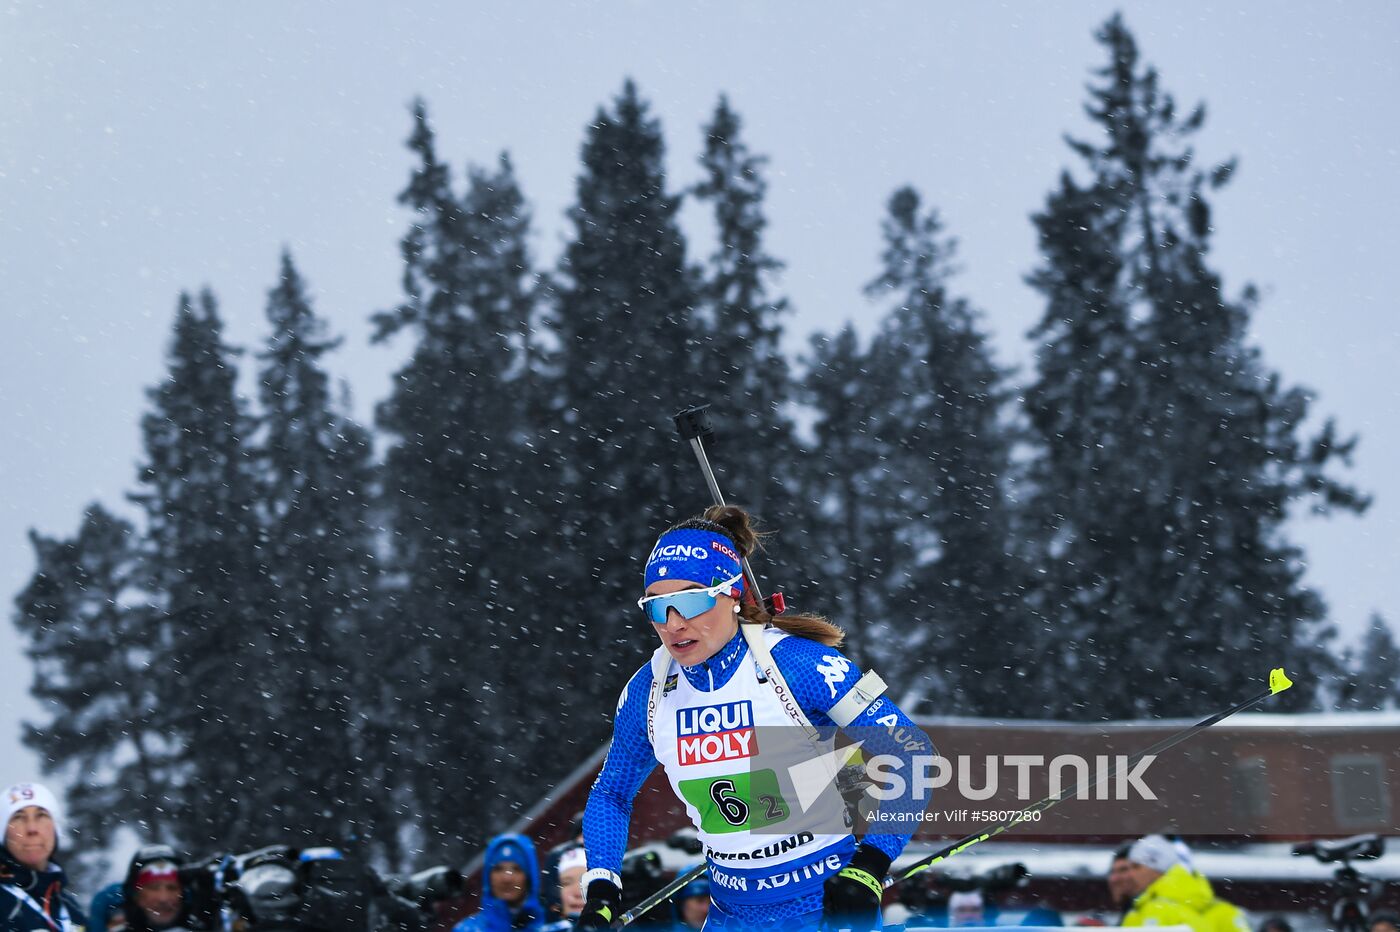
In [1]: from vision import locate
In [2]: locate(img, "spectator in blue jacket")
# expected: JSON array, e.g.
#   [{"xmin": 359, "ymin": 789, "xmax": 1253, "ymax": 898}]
[{"xmin": 453, "ymin": 834, "xmax": 544, "ymax": 932}]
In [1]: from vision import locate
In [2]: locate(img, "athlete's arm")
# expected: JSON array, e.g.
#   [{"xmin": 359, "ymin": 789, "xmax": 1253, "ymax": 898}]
[
  {"xmin": 769, "ymin": 635, "xmax": 935, "ymax": 863},
  {"xmin": 581, "ymin": 663, "xmax": 660, "ymax": 885}
]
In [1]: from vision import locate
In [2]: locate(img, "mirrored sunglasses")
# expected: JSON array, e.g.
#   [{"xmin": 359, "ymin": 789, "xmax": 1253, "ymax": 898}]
[{"xmin": 637, "ymin": 573, "xmax": 743, "ymax": 625}]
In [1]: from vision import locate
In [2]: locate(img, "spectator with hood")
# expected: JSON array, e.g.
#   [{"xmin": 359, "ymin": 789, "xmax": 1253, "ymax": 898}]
[
  {"xmin": 453, "ymin": 835, "xmax": 544, "ymax": 932},
  {"xmin": 1, "ymin": 781, "xmax": 84, "ymax": 932}
]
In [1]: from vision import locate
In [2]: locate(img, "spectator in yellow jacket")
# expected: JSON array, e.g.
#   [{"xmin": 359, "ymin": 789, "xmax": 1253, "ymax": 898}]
[{"xmin": 1122, "ymin": 836, "xmax": 1248, "ymax": 932}]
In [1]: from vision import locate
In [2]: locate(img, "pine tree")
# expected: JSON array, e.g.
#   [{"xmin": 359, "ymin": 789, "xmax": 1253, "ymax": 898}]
[
  {"xmin": 1023, "ymin": 15, "xmax": 1368, "ymax": 718},
  {"xmin": 691, "ymin": 96, "xmax": 811, "ymax": 604},
  {"xmin": 13, "ymin": 505, "xmax": 171, "ymax": 865},
  {"xmin": 130, "ymin": 289, "xmax": 270, "ymax": 849},
  {"xmin": 548, "ymin": 80, "xmax": 706, "ymax": 715},
  {"xmin": 373, "ymin": 102, "xmax": 543, "ymax": 859},
  {"xmin": 254, "ymin": 251, "xmax": 384, "ymax": 853},
  {"xmin": 862, "ymin": 187, "xmax": 1026, "ymax": 713},
  {"xmin": 799, "ymin": 325, "xmax": 905, "ymax": 671}
]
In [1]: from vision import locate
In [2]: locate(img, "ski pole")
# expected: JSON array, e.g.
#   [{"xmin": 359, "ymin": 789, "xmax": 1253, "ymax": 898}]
[{"xmin": 887, "ymin": 666, "xmax": 1296, "ymax": 888}]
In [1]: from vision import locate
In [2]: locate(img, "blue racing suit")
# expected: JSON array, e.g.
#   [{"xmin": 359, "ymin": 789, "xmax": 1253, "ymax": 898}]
[{"xmin": 582, "ymin": 628, "xmax": 933, "ymax": 931}]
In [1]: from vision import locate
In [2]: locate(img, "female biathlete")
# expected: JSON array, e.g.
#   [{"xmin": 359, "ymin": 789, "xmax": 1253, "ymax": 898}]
[{"xmin": 574, "ymin": 506, "xmax": 933, "ymax": 932}]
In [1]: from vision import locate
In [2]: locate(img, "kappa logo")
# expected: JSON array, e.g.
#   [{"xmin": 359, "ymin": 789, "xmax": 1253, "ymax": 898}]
[
  {"xmin": 677, "ymin": 701, "xmax": 757, "ymax": 765},
  {"xmin": 816, "ymin": 655, "xmax": 852, "ymax": 698}
]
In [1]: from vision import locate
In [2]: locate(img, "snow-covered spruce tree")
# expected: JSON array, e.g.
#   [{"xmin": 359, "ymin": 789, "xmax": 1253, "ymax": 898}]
[
  {"xmin": 14, "ymin": 504, "xmax": 172, "ymax": 868},
  {"xmin": 547, "ymin": 80, "xmax": 705, "ymax": 716},
  {"xmin": 691, "ymin": 97, "xmax": 808, "ymax": 576},
  {"xmin": 860, "ymin": 187, "xmax": 1027, "ymax": 714},
  {"xmin": 1023, "ymin": 15, "xmax": 1368, "ymax": 718},
  {"xmin": 372, "ymin": 102, "xmax": 544, "ymax": 859},
  {"xmin": 130, "ymin": 290, "xmax": 272, "ymax": 849},
  {"xmin": 254, "ymin": 251, "xmax": 385, "ymax": 855},
  {"xmin": 799, "ymin": 324, "xmax": 905, "ymax": 672}
]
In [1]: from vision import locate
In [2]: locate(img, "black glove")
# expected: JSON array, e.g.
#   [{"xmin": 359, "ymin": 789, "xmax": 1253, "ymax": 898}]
[
  {"xmin": 574, "ymin": 879, "xmax": 623, "ymax": 931},
  {"xmin": 822, "ymin": 845, "xmax": 891, "ymax": 932}
]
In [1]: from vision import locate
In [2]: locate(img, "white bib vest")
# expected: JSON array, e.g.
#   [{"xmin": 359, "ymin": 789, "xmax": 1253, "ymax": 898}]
[{"xmin": 646, "ymin": 628, "xmax": 851, "ymax": 871}]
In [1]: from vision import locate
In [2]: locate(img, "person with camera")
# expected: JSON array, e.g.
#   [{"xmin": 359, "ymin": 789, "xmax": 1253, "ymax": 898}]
[
  {"xmin": 454, "ymin": 835, "xmax": 545, "ymax": 932},
  {"xmin": 574, "ymin": 506, "xmax": 934, "ymax": 932},
  {"xmin": 1, "ymin": 782, "xmax": 84, "ymax": 932}
]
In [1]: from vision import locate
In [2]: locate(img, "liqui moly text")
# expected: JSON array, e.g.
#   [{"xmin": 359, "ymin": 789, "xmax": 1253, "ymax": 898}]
[{"xmin": 677, "ymin": 701, "xmax": 757, "ymax": 765}]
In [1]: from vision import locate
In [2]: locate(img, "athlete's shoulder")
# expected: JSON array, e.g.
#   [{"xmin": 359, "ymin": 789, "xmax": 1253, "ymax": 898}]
[
  {"xmin": 767, "ymin": 627, "xmax": 853, "ymax": 667},
  {"xmin": 768, "ymin": 630, "xmax": 861, "ymax": 710}
]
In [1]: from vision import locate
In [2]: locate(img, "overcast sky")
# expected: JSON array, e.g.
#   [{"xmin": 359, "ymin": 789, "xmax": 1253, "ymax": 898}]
[{"xmin": 3, "ymin": 2, "xmax": 1397, "ymax": 791}]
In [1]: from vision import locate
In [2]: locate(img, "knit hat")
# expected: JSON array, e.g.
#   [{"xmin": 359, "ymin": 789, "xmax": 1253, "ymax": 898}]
[
  {"xmin": 556, "ymin": 847, "xmax": 587, "ymax": 877},
  {"xmin": 1127, "ymin": 834, "xmax": 1180, "ymax": 874},
  {"xmin": 490, "ymin": 837, "xmax": 532, "ymax": 873},
  {"xmin": 3, "ymin": 783, "xmax": 62, "ymax": 840},
  {"xmin": 126, "ymin": 844, "xmax": 182, "ymax": 892}
]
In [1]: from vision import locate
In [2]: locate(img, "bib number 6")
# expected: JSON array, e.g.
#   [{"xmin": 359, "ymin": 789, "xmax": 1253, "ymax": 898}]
[{"xmin": 708, "ymin": 779, "xmax": 750, "ymax": 827}]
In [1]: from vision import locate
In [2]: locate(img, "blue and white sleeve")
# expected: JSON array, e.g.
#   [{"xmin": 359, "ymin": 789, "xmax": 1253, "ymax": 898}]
[
  {"xmin": 769, "ymin": 635, "xmax": 935, "ymax": 864},
  {"xmin": 581, "ymin": 663, "xmax": 659, "ymax": 886}
]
